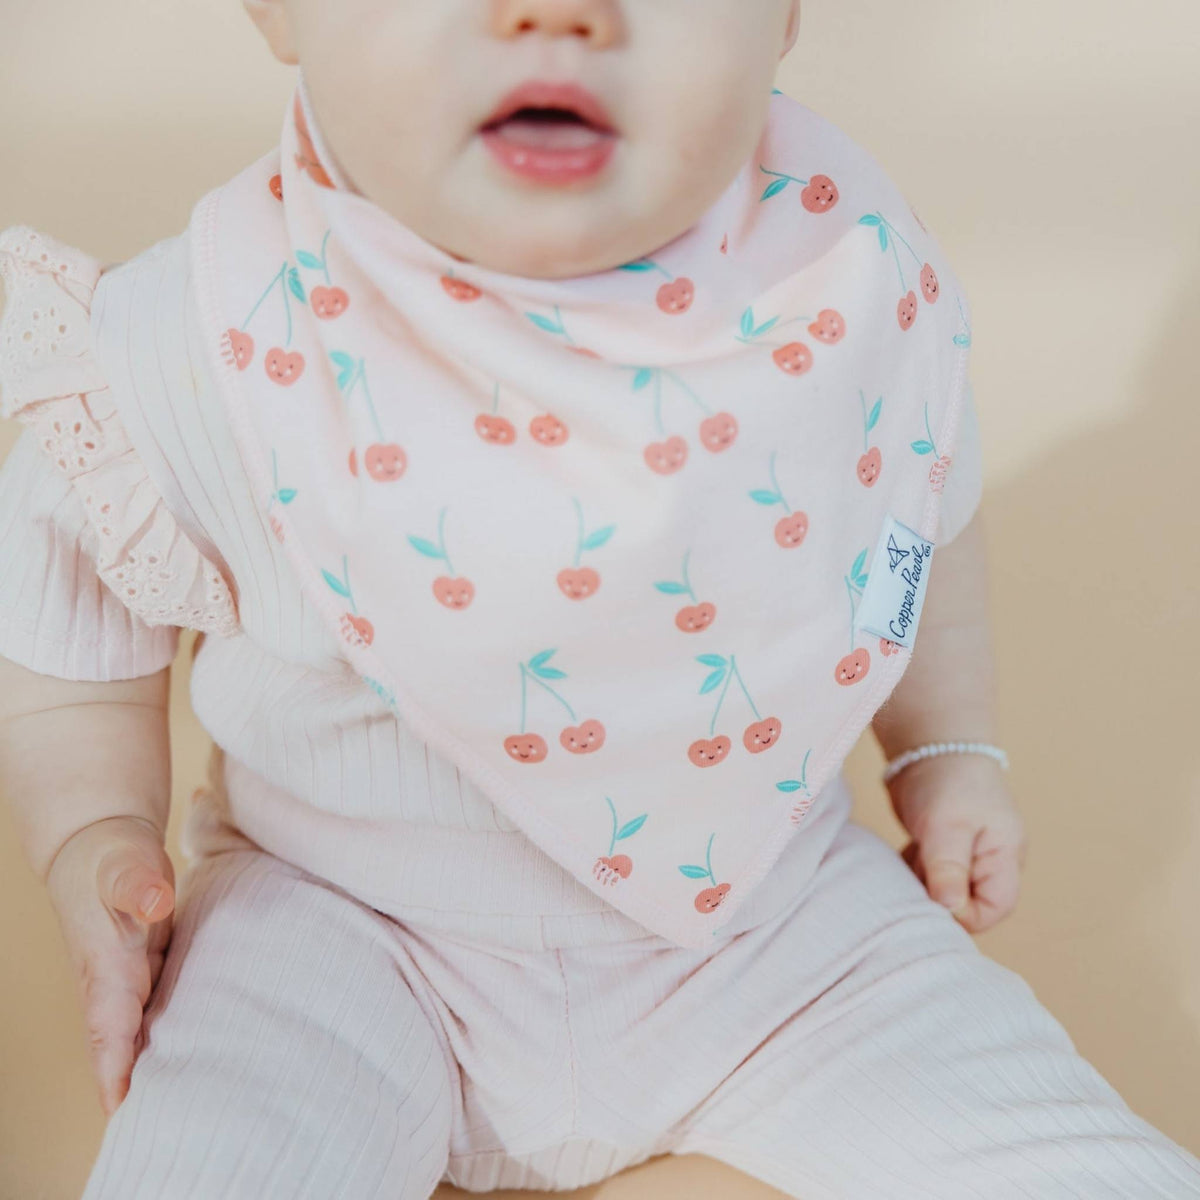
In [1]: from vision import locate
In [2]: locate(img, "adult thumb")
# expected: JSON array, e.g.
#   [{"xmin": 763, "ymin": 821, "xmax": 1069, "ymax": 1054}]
[
  {"xmin": 101, "ymin": 845, "xmax": 175, "ymax": 923},
  {"xmin": 919, "ymin": 823, "xmax": 975, "ymax": 914}
]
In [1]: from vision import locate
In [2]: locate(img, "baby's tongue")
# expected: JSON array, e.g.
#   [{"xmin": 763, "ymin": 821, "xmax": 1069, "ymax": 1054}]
[{"xmin": 491, "ymin": 115, "xmax": 607, "ymax": 150}]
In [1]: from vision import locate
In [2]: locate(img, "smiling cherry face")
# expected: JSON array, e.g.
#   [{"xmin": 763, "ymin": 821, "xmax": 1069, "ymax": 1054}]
[
  {"xmin": 699, "ymin": 412, "xmax": 738, "ymax": 452},
  {"xmin": 920, "ymin": 263, "xmax": 940, "ymax": 303},
  {"xmin": 773, "ymin": 342, "xmax": 814, "ymax": 376},
  {"xmin": 808, "ymin": 309, "xmax": 846, "ymax": 344},
  {"xmin": 311, "ymin": 286, "xmax": 350, "ymax": 319},
  {"xmin": 657, "ymin": 278, "xmax": 694, "ymax": 314},
  {"xmin": 801, "ymin": 174, "xmax": 839, "ymax": 212},
  {"xmin": 475, "ymin": 413, "xmax": 516, "ymax": 445},
  {"xmin": 897, "ymin": 291, "xmax": 918, "ymax": 331},
  {"xmin": 223, "ymin": 328, "xmax": 254, "ymax": 370},
  {"xmin": 340, "ymin": 613, "xmax": 374, "ymax": 647},
  {"xmin": 530, "ymin": 413, "xmax": 569, "ymax": 446},
  {"xmin": 675, "ymin": 602, "xmax": 716, "ymax": 633},
  {"xmin": 857, "ymin": 446, "xmax": 882, "ymax": 486},
  {"xmin": 879, "ymin": 637, "xmax": 901, "ymax": 656},
  {"xmin": 432, "ymin": 576, "xmax": 474, "ymax": 609},
  {"xmin": 441, "ymin": 276, "xmax": 481, "ymax": 302},
  {"xmin": 560, "ymin": 719, "xmax": 606, "ymax": 754},
  {"xmin": 694, "ymin": 882, "xmax": 731, "ymax": 913},
  {"xmin": 835, "ymin": 648, "xmax": 871, "ymax": 686},
  {"xmin": 644, "ymin": 436, "xmax": 688, "ymax": 475},
  {"xmin": 688, "ymin": 735, "xmax": 731, "ymax": 767},
  {"xmin": 743, "ymin": 716, "xmax": 782, "ymax": 753},
  {"xmin": 264, "ymin": 347, "xmax": 305, "ymax": 386},
  {"xmin": 557, "ymin": 567, "xmax": 601, "ymax": 600},
  {"xmin": 365, "ymin": 442, "xmax": 406, "ymax": 482},
  {"xmin": 504, "ymin": 733, "xmax": 549, "ymax": 764},
  {"xmin": 775, "ymin": 512, "xmax": 809, "ymax": 548}
]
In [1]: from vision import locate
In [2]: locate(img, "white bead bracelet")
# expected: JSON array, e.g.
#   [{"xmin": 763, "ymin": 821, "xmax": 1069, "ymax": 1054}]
[{"xmin": 882, "ymin": 740, "xmax": 1009, "ymax": 784}]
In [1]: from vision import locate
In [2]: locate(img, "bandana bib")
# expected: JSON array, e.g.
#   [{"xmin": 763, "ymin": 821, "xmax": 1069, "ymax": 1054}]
[{"xmin": 190, "ymin": 71, "xmax": 972, "ymax": 948}]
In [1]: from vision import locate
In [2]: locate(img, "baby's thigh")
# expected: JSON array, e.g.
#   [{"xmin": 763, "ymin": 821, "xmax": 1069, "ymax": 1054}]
[
  {"xmin": 675, "ymin": 824, "xmax": 1200, "ymax": 1200},
  {"xmin": 81, "ymin": 846, "xmax": 455, "ymax": 1200}
]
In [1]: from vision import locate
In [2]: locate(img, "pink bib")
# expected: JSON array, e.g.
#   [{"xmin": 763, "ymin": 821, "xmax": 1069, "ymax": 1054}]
[{"xmin": 190, "ymin": 71, "xmax": 971, "ymax": 947}]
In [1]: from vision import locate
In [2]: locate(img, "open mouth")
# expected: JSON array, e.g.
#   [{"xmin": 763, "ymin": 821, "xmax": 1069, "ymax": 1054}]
[{"xmin": 479, "ymin": 83, "xmax": 617, "ymax": 183}]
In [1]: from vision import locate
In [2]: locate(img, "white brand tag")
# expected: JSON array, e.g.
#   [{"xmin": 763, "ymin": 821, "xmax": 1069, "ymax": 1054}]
[{"xmin": 854, "ymin": 513, "xmax": 934, "ymax": 649}]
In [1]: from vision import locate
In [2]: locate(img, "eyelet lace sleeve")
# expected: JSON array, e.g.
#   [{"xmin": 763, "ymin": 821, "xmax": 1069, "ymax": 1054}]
[{"xmin": 0, "ymin": 225, "xmax": 240, "ymax": 639}]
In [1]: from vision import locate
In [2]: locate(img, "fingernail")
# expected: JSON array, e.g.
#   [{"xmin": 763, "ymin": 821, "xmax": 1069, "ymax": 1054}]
[{"xmin": 139, "ymin": 886, "xmax": 163, "ymax": 916}]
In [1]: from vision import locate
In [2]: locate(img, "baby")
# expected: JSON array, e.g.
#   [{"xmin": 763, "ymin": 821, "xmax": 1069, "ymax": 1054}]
[{"xmin": 0, "ymin": 2, "xmax": 1197, "ymax": 1197}]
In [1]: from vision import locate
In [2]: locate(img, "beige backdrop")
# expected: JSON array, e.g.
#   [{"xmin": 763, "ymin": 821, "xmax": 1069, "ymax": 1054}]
[{"xmin": 2, "ymin": 2, "xmax": 1198, "ymax": 1197}]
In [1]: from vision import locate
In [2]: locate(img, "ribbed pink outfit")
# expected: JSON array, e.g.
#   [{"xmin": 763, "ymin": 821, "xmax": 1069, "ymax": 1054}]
[{"xmin": 1, "ymin": 227, "xmax": 1198, "ymax": 1197}]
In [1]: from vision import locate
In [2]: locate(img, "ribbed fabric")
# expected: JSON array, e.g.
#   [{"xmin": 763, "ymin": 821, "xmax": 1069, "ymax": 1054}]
[{"xmin": 81, "ymin": 806, "xmax": 1200, "ymax": 1199}]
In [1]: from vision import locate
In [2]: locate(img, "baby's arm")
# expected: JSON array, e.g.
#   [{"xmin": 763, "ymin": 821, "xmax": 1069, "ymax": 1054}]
[
  {"xmin": 0, "ymin": 654, "xmax": 176, "ymax": 1114},
  {"xmin": 870, "ymin": 507, "xmax": 1026, "ymax": 932}
]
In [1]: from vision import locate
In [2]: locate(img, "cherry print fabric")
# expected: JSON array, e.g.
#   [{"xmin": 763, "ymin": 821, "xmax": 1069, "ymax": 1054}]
[{"xmin": 189, "ymin": 70, "xmax": 972, "ymax": 948}]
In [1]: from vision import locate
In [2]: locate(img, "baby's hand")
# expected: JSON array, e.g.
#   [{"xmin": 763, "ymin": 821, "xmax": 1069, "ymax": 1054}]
[
  {"xmin": 43, "ymin": 815, "xmax": 176, "ymax": 1116},
  {"xmin": 888, "ymin": 753, "xmax": 1026, "ymax": 933}
]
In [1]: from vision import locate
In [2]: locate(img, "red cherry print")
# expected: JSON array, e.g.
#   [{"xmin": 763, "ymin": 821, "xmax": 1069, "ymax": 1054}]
[
  {"xmin": 348, "ymin": 447, "xmax": 358, "ymax": 476},
  {"xmin": 293, "ymin": 93, "xmax": 335, "ymax": 189},
  {"xmin": 694, "ymin": 882, "xmax": 731, "ymax": 913},
  {"xmin": 699, "ymin": 412, "xmax": 738, "ymax": 453},
  {"xmin": 857, "ymin": 447, "xmax": 882, "ymax": 487},
  {"xmin": 441, "ymin": 275, "xmax": 482, "ymax": 302},
  {"xmin": 475, "ymin": 414, "xmax": 517, "ymax": 445},
  {"xmin": 264, "ymin": 347, "xmax": 305, "ymax": 386},
  {"xmin": 675, "ymin": 602, "xmax": 716, "ymax": 633},
  {"xmin": 743, "ymin": 716, "xmax": 782, "ymax": 753},
  {"xmin": 897, "ymin": 291, "xmax": 918, "ymax": 331},
  {"xmin": 644, "ymin": 436, "xmax": 688, "ymax": 475},
  {"xmin": 223, "ymin": 328, "xmax": 254, "ymax": 371},
  {"xmin": 920, "ymin": 263, "xmax": 940, "ymax": 303},
  {"xmin": 772, "ymin": 342, "xmax": 813, "ymax": 376},
  {"xmin": 688, "ymin": 736, "xmax": 731, "ymax": 768},
  {"xmin": 269, "ymin": 514, "xmax": 285, "ymax": 543},
  {"xmin": 340, "ymin": 612, "xmax": 374, "ymax": 647},
  {"xmin": 834, "ymin": 648, "xmax": 871, "ymax": 686},
  {"xmin": 268, "ymin": 173, "xmax": 283, "ymax": 202},
  {"xmin": 800, "ymin": 174, "xmax": 839, "ymax": 213},
  {"xmin": 432, "ymin": 576, "xmax": 475, "ymax": 610},
  {"xmin": 807, "ymin": 309, "xmax": 846, "ymax": 345},
  {"xmin": 594, "ymin": 854, "xmax": 633, "ymax": 883},
  {"xmin": 365, "ymin": 442, "xmax": 406, "ymax": 482},
  {"xmin": 929, "ymin": 454, "xmax": 951, "ymax": 493},
  {"xmin": 504, "ymin": 733, "xmax": 549, "ymax": 764},
  {"xmin": 656, "ymin": 278, "xmax": 694, "ymax": 315},
  {"xmin": 311, "ymin": 286, "xmax": 350, "ymax": 320},
  {"xmin": 774, "ymin": 512, "xmax": 808, "ymax": 548},
  {"xmin": 879, "ymin": 637, "xmax": 901, "ymax": 657},
  {"xmin": 560, "ymin": 719, "xmax": 606, "ymax": 754},
  {"xmin": 530, "ymin": 413, "xmax": 569, "ymax": 446},
  {"xmin": 557, "ymin": 566, "xmax": 601, "ymax": 600}
]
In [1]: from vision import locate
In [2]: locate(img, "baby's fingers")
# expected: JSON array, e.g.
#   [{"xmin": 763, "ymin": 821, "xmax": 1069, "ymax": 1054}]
[
  {"xmin": 958, "ymin": 842, "xmax": 1023, "ymax": 934},
  {"xmin": 917, "ymin": 820, "xmax": 977, "ymax": 916}
]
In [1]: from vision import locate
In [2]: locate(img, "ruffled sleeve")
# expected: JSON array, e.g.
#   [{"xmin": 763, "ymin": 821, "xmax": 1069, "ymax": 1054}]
[{"xmin": 0, "ymin": 225, "xmax": 239, "ymax": 680}]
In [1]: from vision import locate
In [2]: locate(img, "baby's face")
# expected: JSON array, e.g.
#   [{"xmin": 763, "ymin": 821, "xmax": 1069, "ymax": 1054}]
[{"xmin": 255, "ymin": 0, "xmax": 799, "ymax": 278}]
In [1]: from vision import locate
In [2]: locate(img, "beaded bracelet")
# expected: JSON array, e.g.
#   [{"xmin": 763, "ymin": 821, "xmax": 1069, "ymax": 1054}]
[{"xmin": 882, "ymin": 740, "xmax": 1009, "ymax": 784}]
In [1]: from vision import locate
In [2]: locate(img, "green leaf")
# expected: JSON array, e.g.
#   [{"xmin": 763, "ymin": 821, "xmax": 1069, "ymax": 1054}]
[
  {"xmin": 525, "ymin": 312, "xmax": 563, "ymax": 334},
  {"xmin": 632, "ymin": 367, "xmax": 654, "ymax": 391},
  {"xmin": 288, "ymin": 266, "xmax": 306, "ymax": 303},
  {"xmin": 278, "ymin": 488, "xmax": 297, "ymax": 504},
  {"xmin": 296, "ymin": 250, "xmax": 323, "ymax": 269},
  {"xmin": 857, "ymin": 214, "xmax": 882, "ymax": 227},
  {"xmin": 867, "ymin": 398, "xmax": 882, "ymax": 431},
  {"xmin": 529, "ymin": 649, "xmax": 556, "ymax": 668},
  {"xmin": 617, "ymin": 814, "xmax": 647, "ymax": 840},
  {"xmin": 953, "ymin": 333, "xmax": 972, "ymax": 347},
  {"xmin": 760, "ymin": 178, "xmax": 788, "ymax": 201},
  {"xmin": 878, "ymin": 225, "xmax": 889, "ymax": 252},
  {"xmin": 696, "ymin": 654, "xmax": 727, "ymax": 667},
  {"xmin": 699, "ymin": 668, "xmax": 726, "ymax": 694},
  {"xmin": 752, "ymin": 316, "xmax": 780, "ymax": 337},
  {"xmin": 679, "ymin": 864, "xmax": 710, "ymax": 879},
  {"xmin": 532, "ymin": 665, "xmax": 567, "ymax": 680},
  {"xmin": 407, "ymin": 535, "xmax": 444, "ymax": 559},
  {"xmin": 654, "ymin": 580, "xmax": 688, "ymax": 594},
  {"xmin": 911, "ymin": 439, "xmax": 934, "ymax": 455},
  {"xmin": 336, "ymin": 367, "xmax": 354, "ymax": 390},
  {"xmin": 581, "ymin": 525, "xmax": 615, "ymax": 551},
  {"xmin": 855, "ymin": 573, "xmax": 869, "ymax": 588},
  {"xmin": 618, "ymin": 260, "xmax": 655, "ymax": 272},
  {"xmin": 749, "ymin": 489, "xmax": 781, "ymax": 505},
  {"xmin": 776, "ymin": 780, "xmax": 804, "ymax": 792},
  {"xmin": 740, "ymin": 307, "xmax": 755, "ymax": 338},
  {"xmin": 851, "ymin": 549, "xmax": 868, "ymax": 579},
  {"xmin": 321, "ymin": 568, "xmax": 350, "ymax": 598}
]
